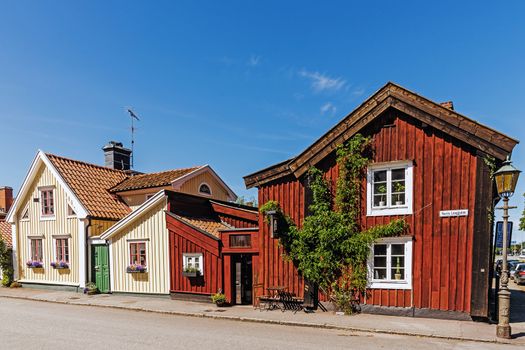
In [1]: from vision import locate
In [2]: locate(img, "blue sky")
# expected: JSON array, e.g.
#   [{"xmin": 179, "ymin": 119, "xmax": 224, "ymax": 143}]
[{"xmin": 1, "ymin": 1, "xmax": 524, "ymax": 243}]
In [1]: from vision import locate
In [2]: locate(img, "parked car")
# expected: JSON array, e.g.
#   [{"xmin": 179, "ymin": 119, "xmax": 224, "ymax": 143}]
[
  {"xmin": 514, "ymin": 264, "xmax": 525, "ymax": 285},
  {"xmin": 495, "ymin": 259, "xmax": 519, "ymax": 278},
  {"xmin": 509, "ymin": 261, "xmax": 521, "ymax": 280}
]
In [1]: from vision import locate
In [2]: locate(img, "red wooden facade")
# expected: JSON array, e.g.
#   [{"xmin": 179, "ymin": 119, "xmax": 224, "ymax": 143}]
[
  {"xmin": 244, "ymin": 83, "xmax": 518, "ymax": 319},
  {"xmin": 166, "ymin": 192, "xmax": 259, "ymax": 303}
]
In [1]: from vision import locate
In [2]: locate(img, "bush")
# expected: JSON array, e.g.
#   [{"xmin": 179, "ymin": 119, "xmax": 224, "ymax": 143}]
[
  {"xmin": 0, "ymin": 239, "xmax": 13, "ymax": 287},
  {"xmin": 211, "ymin": 292, "xmax": 227, "ymax": 305}
]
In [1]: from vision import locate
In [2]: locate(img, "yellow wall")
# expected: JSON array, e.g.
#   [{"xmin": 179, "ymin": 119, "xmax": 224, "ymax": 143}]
[
  {"xmin": 110, "ymin": 198, "xmax": 170, "ymax": 294},
  {"xmin": 90, "ymin": 219, "xmax": 117, "ymax": 237},
  {"xmin": 16, "ymin": 165, "xmax": 80, "ymax": 285},
  {"xmin": 178, "ymin": 171, "xmax": 231, "ymax": 201}
]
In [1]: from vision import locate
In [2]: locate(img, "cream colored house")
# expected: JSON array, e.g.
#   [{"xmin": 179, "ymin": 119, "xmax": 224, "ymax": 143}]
[{"xmin": 7, "ymin": 142, "xmax": 237, "ymax": 292}]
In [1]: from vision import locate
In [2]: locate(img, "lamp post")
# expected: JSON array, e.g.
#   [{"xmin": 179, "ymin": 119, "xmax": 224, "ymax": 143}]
[{"xmin": 494, "ymin": 156, "xmax": 521, "ymax": 339}]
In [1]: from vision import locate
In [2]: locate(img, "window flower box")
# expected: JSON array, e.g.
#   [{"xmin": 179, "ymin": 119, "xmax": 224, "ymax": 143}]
[
  {"xmin": 26, "ymin": 260, "xmax": 43, "ymax": 268},
  {"xmin": 51, "ymin": 261, "xmax": 69, "ymax": 269},
  {"xmin": 126, "ymin": 264, "xmax": 147, "ymax": 273},
  {"xmin": 183, "ymin": 267, "xmax": 201, "ymax": 277}
]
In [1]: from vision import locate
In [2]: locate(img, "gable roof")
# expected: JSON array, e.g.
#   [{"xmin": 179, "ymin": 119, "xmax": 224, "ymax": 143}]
[
  {"xmin": 110, "ymin": 167, "xmax": 201, "ymax": 192},
  {"xmin": 0, "ymin": 221, "xmax": 12, "ymax": 247},
  {"xmin": 244, "ymin": 82, "xmax": 519, "ymax": 188},
  {"xmin": 47, "ymin": 154, "xmax": 131, "ymax": 220},
  {"xmin": 175, "ymin": 215, "xmax": 230, "ymax": 238}
]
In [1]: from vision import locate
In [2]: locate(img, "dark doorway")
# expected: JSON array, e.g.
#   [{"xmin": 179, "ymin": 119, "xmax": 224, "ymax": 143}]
[{"xmin": 232, "ymin": 254, "xmax": 253, "ymax": 305}]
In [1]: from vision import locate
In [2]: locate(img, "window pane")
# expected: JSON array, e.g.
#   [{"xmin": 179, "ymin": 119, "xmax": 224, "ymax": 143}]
[
  {"xmin": 374, "ymin": 244, "xmax": 387, "ymax": 256},
  {"xmin": 391, "ymin": 256, "xmax": 405, "ymax": 268},
  {"xmin": 374, "ymin": 170, "xmax": 387, "ymax": 182},
  {"xmin": 374, "ymin": 269, "xmax": 387, "ymax": 279},
  {"xmin": 391, "ymin": 244, "xmax": 405, "ymax": 256},
  {"xmin": 392, "ymin": 168, "xmax": 405, "ymax": 181},
  {"xmin": 374, "ymin": 256, "xmax": 386, "ymax": 268},
  {"xmin": 391, "ymin": 193, "xmax": 405, "ymax": 205},
  {"xmin": 391, "ymin": 268, "xmax": 405, "ymax": 279}
]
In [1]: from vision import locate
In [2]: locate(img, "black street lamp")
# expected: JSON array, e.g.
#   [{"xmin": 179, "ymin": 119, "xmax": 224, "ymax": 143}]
[{"xmin": 494, "ymin": 156, "xmax": 521, "ymax": 339}]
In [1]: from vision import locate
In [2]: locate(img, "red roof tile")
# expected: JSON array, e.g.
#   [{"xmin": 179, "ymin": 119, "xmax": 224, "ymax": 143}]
[
  {"xmin": 46, "ymin": 154, "xmax": 131, "ymax": 220},
  {"xmin": 110, "ymin": 167, "xmax": 201, "ymax": 192},
  {"xmin": 0, "ymin": 221, "xmax": 12, "ymax": 247}
]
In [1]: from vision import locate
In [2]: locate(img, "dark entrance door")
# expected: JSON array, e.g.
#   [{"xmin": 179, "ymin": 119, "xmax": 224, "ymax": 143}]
[
  {"xmin": 232, "ymin": 254, "xmax": 252, "ymax": 305},
  {"xmin": 91, "ymin": 244, "xmax": 110, "ymax": 293}
]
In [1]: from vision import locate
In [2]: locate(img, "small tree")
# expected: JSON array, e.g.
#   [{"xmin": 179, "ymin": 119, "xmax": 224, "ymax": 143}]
[{"xmin": 0, "ymin": 237, "xmax": 14, "ymax": 287}]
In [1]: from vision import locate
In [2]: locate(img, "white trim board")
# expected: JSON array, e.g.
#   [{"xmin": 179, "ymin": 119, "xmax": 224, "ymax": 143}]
[{"xmin": 171, "ymin": 165, "xmax": 237, "ymax": 201}]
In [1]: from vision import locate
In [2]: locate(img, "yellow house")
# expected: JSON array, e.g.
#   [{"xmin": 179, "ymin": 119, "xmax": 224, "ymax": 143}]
[{"xmin": 7, "ymin": 142, "xmax": 237, "ymax": 292}]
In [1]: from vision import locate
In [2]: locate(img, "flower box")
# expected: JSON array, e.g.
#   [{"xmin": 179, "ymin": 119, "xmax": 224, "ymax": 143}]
[
  {"xmin": 127, "ymin": 264, "xmax": 147, "ymax": 273},
  {"xmin": 183, "ymin": 270, "xmax": 200, "ymax": 277},
  {"xmin": 26, "ymin": 261, "xmax": 43, "ymax": 268},
  {"xmin": 51, "ymin": 261, "xmax": 69, "ymax": 269}
]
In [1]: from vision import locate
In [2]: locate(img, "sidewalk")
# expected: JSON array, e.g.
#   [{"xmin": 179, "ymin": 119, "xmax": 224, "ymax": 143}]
[{"xmin": 1, "ymin": 286, "xmax": 524, "ymax": 345}]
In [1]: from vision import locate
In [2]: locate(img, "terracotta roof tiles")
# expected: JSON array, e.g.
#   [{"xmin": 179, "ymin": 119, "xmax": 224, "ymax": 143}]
[
  {"xmin": 176, "ymin": 216, "xmax": 229, "ymax": 238},
  {"xmin": 110, "ymin": 167, "xmax": 201, "ymax": 192},
  {"xmin": 0, "ymin": 221, "xmax": 12, "ymax": 247},
  {"xmin": 46, "ymin": 154, "xmax": 131, "ymax": 220}
]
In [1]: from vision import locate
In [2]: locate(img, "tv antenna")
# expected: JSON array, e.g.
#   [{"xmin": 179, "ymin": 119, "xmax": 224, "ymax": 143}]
[{"xmin": 127, "ymin": 108, "xmax": 140, "ymax": 169}]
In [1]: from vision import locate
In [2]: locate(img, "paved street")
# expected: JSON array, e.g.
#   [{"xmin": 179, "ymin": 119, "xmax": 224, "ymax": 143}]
[{"xmin": 0, "ymin": 298, "xmax": 521, "ymax": 350}]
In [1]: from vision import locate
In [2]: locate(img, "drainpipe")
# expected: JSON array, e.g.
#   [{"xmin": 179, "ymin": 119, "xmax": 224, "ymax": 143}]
[{"xmin": 85, "ymin": 218, "xmax": 91, "ymax": 287}]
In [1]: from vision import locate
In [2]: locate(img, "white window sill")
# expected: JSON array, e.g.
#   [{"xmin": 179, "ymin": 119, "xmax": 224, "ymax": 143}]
[
  {"xmin": 369, "ymin": 281, "xmax": 412, "ymax": 290},
  {"xmin": 367, "ymin": 206, "xmax": 412, "ymax": 217},
  {"xmin": 40, "ymin": 216, "xmax": 56, "ymax": 221}
]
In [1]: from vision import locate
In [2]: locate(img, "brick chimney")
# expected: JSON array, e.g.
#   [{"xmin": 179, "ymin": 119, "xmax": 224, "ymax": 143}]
[
  {"xmin": 0, "ymin": 186, "xmax": 13, "ymax": 219},
  {"xmin": 102, "ymin": 141, "xmax": 132, "ymax": 170},
  {"xmin": 440, "ymin": 101, "xmax": 454, "ymax": 110}
]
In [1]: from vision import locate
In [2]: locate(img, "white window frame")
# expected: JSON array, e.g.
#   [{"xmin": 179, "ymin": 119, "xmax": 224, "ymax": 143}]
[
  {"xmin": 368, "ymin": 236, "xmax": 413, "ymax": 290},
  {"xmin": 39, "ymin": 186, "xmax": 56, "ymax": 221},
  {"xmin": 366, "ymin": 161, "xmax": 413, "ymax": 217},
  {"xmin": 183, "ymin": 253, "xmax": 204, "ymax": 274},
  {"xmin": 198, "ymin": 182, "xmax": 212, "ymax": 197},
  {"xmin": 52, "ymin": 235, "xmax": 71, "ymax": 264},
  {"xmin": 127, "ymin": 240, "xmax": 148, "ymax": 267}
]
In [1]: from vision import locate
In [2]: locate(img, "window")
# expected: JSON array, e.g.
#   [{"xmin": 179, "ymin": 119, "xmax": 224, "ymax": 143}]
[
  {"xmin": 229, "ymin": 234, "xmax": 252, "ymax": 248},
  {"xmin": 129, "ymin": 241, "xmax": 147, "ymax": 266},
  {"xmin": 30, "ymin": 239, "xmax": 43, "ymax": 262},
  {"xmin": 21, "ymin": 206, "xmax": 29, "ymax": 220},
  {"xmin": 368, "ymin": 237, "xmax": 412, "ymax": 289},
  {"xmin": 367, "ymin": 161, "xmax": 413, "ymax": 216},
  {"xmin": 40, "ymin": 188, "xmax": 55, "ymax": 217},
  {"xmin": 198, "ymin": 183, "xmax": 212, "ymax": 196},
  {"xmin": 55, "ymin": 238, "xmax": 70, "ymax": 263},
  {"xmin": 183, "ymin": 253, "xmax": 203, "ymax": 274},
  {"xmin": 67, "ymin": 204, "xmax": 76, "ymax": 217}
]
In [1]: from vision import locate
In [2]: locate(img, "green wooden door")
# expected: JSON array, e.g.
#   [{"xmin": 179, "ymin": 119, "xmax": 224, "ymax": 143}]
[{"xmin": 92, "ymin": 245, "xmax": 110, "ymax": 293}]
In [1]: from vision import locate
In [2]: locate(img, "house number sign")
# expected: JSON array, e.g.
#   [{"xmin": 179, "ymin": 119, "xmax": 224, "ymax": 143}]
[{"xmin": 439, "ymin": 209, "xmax": 468, "ymax": 218}]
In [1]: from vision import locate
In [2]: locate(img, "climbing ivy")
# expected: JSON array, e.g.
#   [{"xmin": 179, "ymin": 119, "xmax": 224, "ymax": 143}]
[{"xmin": 260, "ymin": 134, "xmax": 408, "ymax": 313}]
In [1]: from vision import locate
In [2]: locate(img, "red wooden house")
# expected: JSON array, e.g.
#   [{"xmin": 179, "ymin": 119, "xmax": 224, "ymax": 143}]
[
  {"xmin": 165, "ymin": 191, "xmax": 259, "ymax": 304},
  {"xmin": 243, "ymin": 82, "xmax": 519, "ymax": 320}
]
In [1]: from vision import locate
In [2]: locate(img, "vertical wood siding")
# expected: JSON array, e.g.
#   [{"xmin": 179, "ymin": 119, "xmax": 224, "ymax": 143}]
[
  {"xmin": 167, "ymin": 217, "xmax": 222, "ymax": 295},
  {"xmin": 110, "ymin": 200, "xmax": 170, "ymax": 294},
  {"xmin": 256, "ymin": 176, "xmax": 305, "ymax": 299},
  {"xmin": 16, "ymin": 165, "xmax": 80, "ymax": 285},
  {"xmin": 90, "ymin": 219, "xmax": 117, "ymax": 237},
  {"xmin": 257, "ymin": 110, "xmax": 481, "ymax": 314}
]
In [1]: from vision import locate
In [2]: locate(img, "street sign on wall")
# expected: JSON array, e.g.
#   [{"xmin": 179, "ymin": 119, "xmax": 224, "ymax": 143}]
[{"xmin": 495, "ymin": 221, "xmax": 513, "ymax": 249}]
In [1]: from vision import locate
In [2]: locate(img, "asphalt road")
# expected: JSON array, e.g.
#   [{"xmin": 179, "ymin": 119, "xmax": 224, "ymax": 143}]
[{"xmin": 0, "ymin": 298, "xmax": 520, "ymax": 350}]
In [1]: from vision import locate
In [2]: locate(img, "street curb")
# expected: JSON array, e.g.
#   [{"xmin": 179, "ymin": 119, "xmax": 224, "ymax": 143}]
[{"xmin": 0, "ymin": 294, "xmax": 514, "ymax": 345}]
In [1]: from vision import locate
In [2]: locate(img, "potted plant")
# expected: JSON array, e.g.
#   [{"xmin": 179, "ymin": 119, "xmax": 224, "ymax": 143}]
[
  {"xmin": 393, "ymin": 182, "xmax": 405, "ymax": 205},
  {"xmin": 211, "ymin": 291, "xmax": 227, "ymax": 307},
  {"xmin": 126, "ymin": 264, "xmax": 147, "ymax": 273},
  {"xmin": 51, "ymin": 261, "xmax": 69, "ymax": 269},
  {"xmin": 26, "ymin": 260, "xmax": 43, "ymax": 269},
  {"xmin": 394, "ymin": 257, "xmax": 402, "ymax": 280},
  {"xmin": 83, "ymin": 282, "xmax": 98, "ymax": 295},
  {"xmin": 376, "ymin": 184, "xmax": 387, "ymax": 207},
  {"xmin": 183, "ymin": 266, "xmax": 200, "ymax": 277}
]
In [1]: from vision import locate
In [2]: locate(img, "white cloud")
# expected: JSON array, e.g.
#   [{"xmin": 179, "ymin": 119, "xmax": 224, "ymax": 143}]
[
  {"xmin": 248, "ymin": 55, "xmax": 261, "ymax": 67},
  {"xmin": 299, "ymin": 70, "xmax": 346, "ymax": 92},
  {"xmin": 320, "ymin": 102, "xmax": 337, "ymax": 115}
]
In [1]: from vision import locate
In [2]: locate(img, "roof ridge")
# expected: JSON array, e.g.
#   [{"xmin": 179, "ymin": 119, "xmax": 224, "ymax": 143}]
[
  {"xmin": 45, "ymin": 153, "xmax": 130, "ymax": 174},
  {"xmin": 126, "ymin": 165, "xmax": 203, "ymax": 178}
]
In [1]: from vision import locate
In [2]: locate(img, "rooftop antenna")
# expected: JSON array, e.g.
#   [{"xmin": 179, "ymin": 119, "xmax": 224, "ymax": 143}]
[{"xmin": 127, "ymin": 108, "xmax": 140, "ymax": 169}]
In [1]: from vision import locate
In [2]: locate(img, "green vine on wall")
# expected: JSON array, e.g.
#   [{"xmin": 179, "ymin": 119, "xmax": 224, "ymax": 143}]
[
  {"xmin": 260, "ymin": 134, "xmax": 408, "ymax": 313},
  {"xmin": 0, "ymin": 237, "xmax": 13, "ymax": 287}
]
